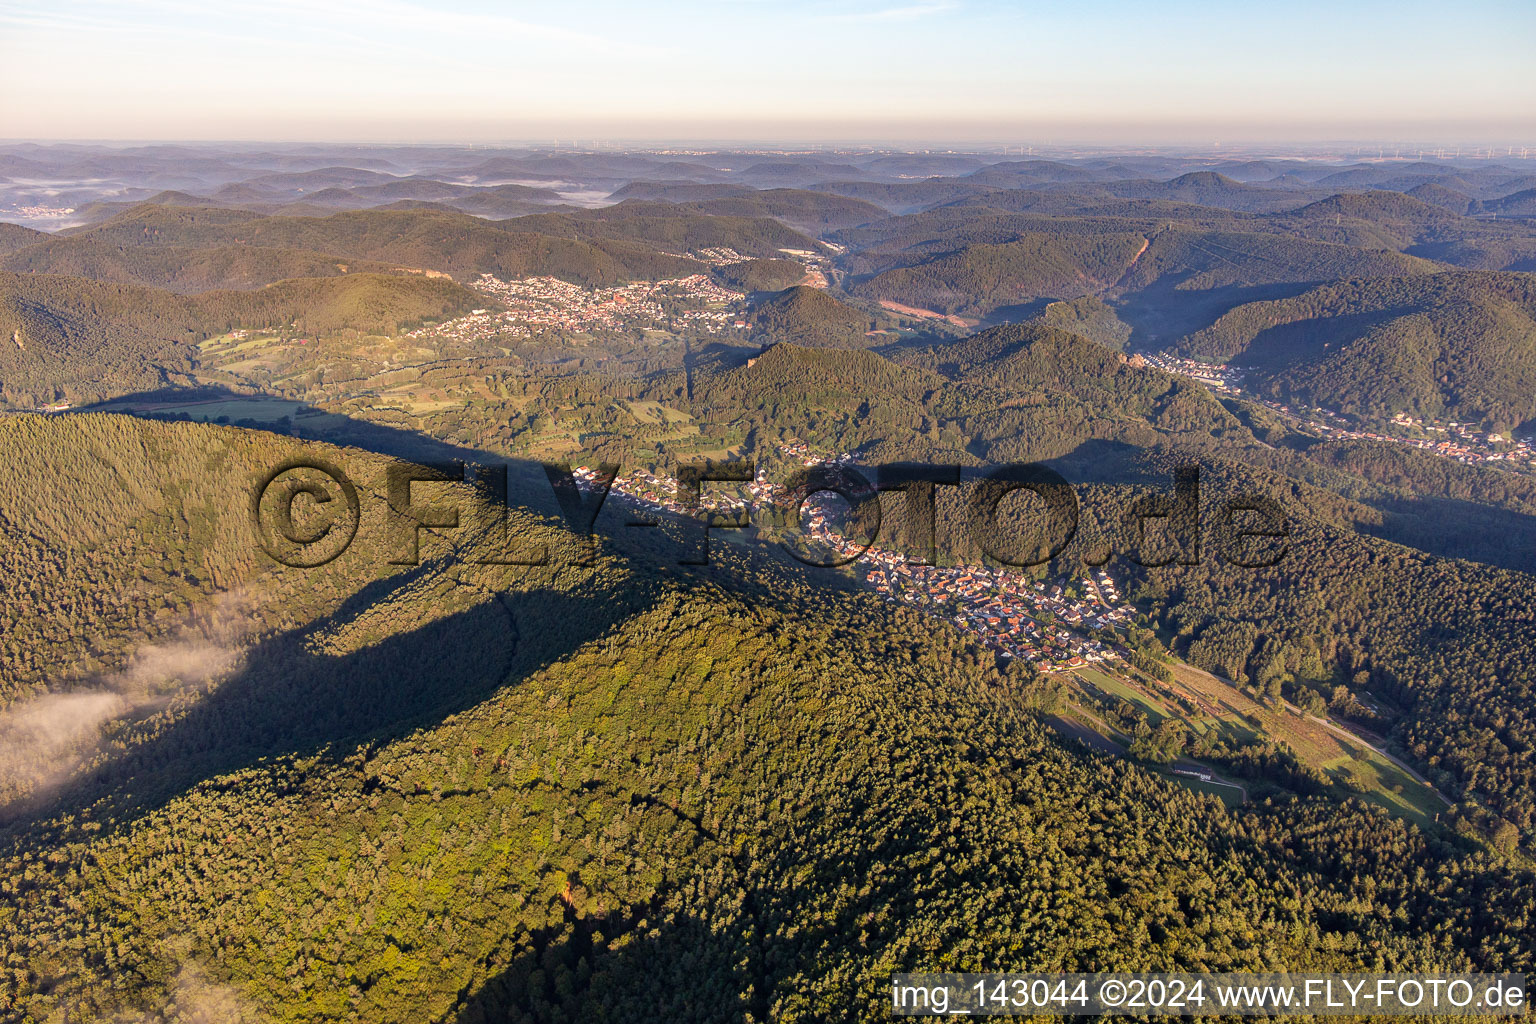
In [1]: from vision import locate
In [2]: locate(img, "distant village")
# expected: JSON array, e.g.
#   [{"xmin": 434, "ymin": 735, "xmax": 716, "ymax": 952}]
[
  {"xmin": 407, "ymin": 273, "xmax": 747, "ymax": 344},
  {"xmin": 1144, "ymin": 351, "xmax": 1536, "ymax": 470},
  {"xmin": 574, "ymin": 441, "xmax": 1135, "ymax": 673},
  {"xmin": 662, "ymin": 245, "xmax": 836, "ymax": 288}
]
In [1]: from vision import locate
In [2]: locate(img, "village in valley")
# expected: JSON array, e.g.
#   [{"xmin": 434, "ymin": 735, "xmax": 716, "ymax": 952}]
[
  {"xmin": 574, "ymin": 440, "xmax": 1133, "ymax": 674},
  {"xmin": 406, "ymin": 272, "xmax": 748, "ymax": 345}
]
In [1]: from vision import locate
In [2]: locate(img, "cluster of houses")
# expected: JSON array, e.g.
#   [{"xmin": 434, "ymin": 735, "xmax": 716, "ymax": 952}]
[
  {"xmin": 808, "ymin": 507, "xmax": 1130, "ymax": 670},
  {"xmin": 575, "ymin": 442, "xmax": 1138, "ymax": 673},
  {"xmin": 571, "ymin": 464, "xmax": 749, "ymax": 516},
  {"xmin": 859, "ymin": 561, "xmax": 1130, "ymax": 668},
  {"xmin": 406, "ymin": 273, "xmax": 747, "ymax": 344},
  {"xmin": 1377, "ymin": 415, "xmax": 1533, "ymax": 464},
  {"xmin": 1141, "ymin": 352, "xmax": 1241, "ymax": 392},
  {"xmin": 674, "ymin": 247, "xmax": 753, "ymax": 266},
  {"xmin": 664, "ymin": 244, "xmax": 832, "ymax": 286}
]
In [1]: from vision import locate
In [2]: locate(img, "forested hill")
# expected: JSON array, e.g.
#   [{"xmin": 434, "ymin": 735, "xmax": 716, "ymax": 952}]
[
  {"xmin": 660, "ymin": 327, "xmax": 1536, "ymax": 845},
  {"xmin": 0, "ymin": 414, "xmax": 1531, "ymax": 1022},
  {"xmin": 23, "ymin": 205, "xmax": 707, "ymax": 288},
  {"xmin": 1033, "ymin": 294, "xmax": 1133, "ymax": 350},
  {"xmin": 707, "ymin": 256, "xmax": 806, "ymax": 293},
  {"xmin": 675, "ymin": 188, "xmax": 889, "ymax": 234},
  {"xmin": 747, "ymin": 285, "xmax": 876, "ymax": 349},
  {"xmin": 0, "ymin": 271, "xmax": 481, "ymax": 405},
  {"xmin": 0, "ymin": 222, "xmax": 47, "ymax": 255},
  {"xmin": 503, "ymin": 201, "xmax": 821, "ymax": 258},
  {"xmin": 848, "ymin": 229, "xmax": 1149, "ymax": 316},
  {"xmin": 0, "ymin": 235, "xmax": 404, "ymax": 293},
  {"xmin": 1178, "ymin": 271, "xmax": 1536, "ymax": 430}
]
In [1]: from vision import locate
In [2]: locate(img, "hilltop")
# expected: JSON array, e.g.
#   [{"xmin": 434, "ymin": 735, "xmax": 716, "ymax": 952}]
[
  {"xmin": 1, "ymin": 237, "xmax": 403, "ymax": 292},
  {"xmin": 505, "ymin": 201, "xmax": 821, "ymax": 258},
  {"xmin": 848, "ymin": 230, "xmax": 1149, "ymax": 317},
  {"xmin": 1179, "ymin": 271, "xmax": 1536, "ymax": 429},
  {"xmin": 36, "ymin": 205, "xmax": 707, "ymax": 287},
  {"xmin": 676, "ymin": 188, "xmax": 888, "ymax": 234},
  {"xmin": 747, "ymin": 285, "xmax": 876, "ymax": 349}
]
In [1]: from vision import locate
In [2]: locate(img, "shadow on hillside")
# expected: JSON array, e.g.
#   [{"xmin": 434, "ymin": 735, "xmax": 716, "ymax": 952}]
[
  {"xmin": 12, "ymin": 382, "xmax": 908, "ymax": 844},
  {"xmin": 441, "ymin": 752, "xmax": 962, "ymax": 1024},
  {"xmin": 974, "ymin": 297, "xmax": 1054, "ymax": 328},
  {"xmin": 449, "ymin": 904, "xmax": 756, "ymax": 1024},
  {"xmin": 4, "ymin": 390, "xmax": 752, "ymax": 837},
  {"xmin": 77, "ymin": 386, "xmax": 551, "ymax": 489},
  {"xmin": 1113, "ymin": 279, "xmax": 1320, "ymax": 348},
  {"xmin": 1364, "ymin": 495, "xmax": 1536, "ymax": 576},
  {"xmin": 1041, "ymin": 437, "xmax": 1165, "ymax": 485},
  {"xmin": 0, "ymin": 566, "xmax": 671, "ymax": 837}
]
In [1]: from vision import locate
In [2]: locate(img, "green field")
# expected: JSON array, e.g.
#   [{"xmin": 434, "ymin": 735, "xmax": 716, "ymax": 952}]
[
  {"xmin": 1320, "ymin": 745, "xmax": 1446, "ymax": 829},
  {"xmin": 1066, "ymin": 661, "xmax": 1446, "ymax": 828},
  {"xmin": 1074, "ymin": 666, "xmax": 1171, "ymax": 724},
  {"xmin": 1170, "ymin": 663, "xmax": 1447, "ymax": 828}
]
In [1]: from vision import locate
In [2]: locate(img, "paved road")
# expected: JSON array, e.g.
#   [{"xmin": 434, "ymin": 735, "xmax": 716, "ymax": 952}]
[
  {"xmin": 1047, "ymin": 711, "xmax": 1248, "ymax": 803},
  {"xmin": 1172, "ymin": 760, "xmax": 1249, "ymax": 802}
]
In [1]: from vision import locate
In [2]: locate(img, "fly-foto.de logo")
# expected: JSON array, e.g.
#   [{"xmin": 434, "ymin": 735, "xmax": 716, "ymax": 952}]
[{"xmin": 251, "ymin": 457, "xmax": 1289, "ymax": 571}]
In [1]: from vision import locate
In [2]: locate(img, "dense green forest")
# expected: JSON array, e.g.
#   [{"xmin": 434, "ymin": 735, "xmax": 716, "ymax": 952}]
[
  {"xmin": 504, "ymin": 202, "xmax": 821, "ymax": 258},
  {"xmin": 746, "ymin": 286, "xmax": 876, "ymax": 349},
  {"xmin": 0, "ymin": 415, "xmax": 1532, "ymax": 1024},
  {"xmin": 1, "ymin": 237, "xmax": 402, "ymax": 293},
  {"xmin": 30, "ymin": 206, "xmax": 708, "ymax": 286},
  {"xmin": 676, "ymin": 189, "xmax": 888, "ymax": 234},
  {"xmin": 0, "ymin": 271, "xmax": 482, "ymax": 405},
  {"xmin": 709, "ymin": 258, "xmax": 807, "ymax": 293},
  {"xmin": 466, "ymin": 329, "xmax": 1536, "ymax": 847},
  {"xmin": 848, "ymin": 230, "xmax": 1147, "ymax": 316},
  {"xmin": 6, "ymin": 148, "xmax": 1536, "ymax": 1021},
  {"xmin": 1178, "ymin": 272, "xmax": 1536, "ymax": 429},
  {"xmin": 1033, "ymin": 295, "xmax": 1132, "ymax": 350}
]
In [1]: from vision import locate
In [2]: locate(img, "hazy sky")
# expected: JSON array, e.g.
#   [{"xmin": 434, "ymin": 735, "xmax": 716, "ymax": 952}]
[{"xmin": 2, "ymin": 0, "xmax": 1533, "ymax": 143}]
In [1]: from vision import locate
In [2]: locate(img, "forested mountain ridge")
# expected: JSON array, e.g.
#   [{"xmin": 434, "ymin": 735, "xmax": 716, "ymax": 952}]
[
  {"xmin": 675, "ymin": 189, "xmax": 889, "ymax": 234},
  {"xmin": 0, "ymin": 236, "xmax": 405, "ymax": 293},
  {"xmin": 0, "ymin": 271, "xmax": 482, "ymax": 406},
  {"xmin": 656, "ymin": 329, "xmax": 1536, "ymax": 842},
  {"xmin": 848, "ymin": 230, "xmax": 1149, "ymax": 316},
  {"xmin": 0, "ymin": 272, "xmax": 201, "ymax": 403},
  {"xmin": 0, "ymin": 222, "xmax": 48, "ymax": 254},
  {"xmin": 0, "ymin": 414, "xmax": 1532, "ymax": 1024},
  {"xmin": 503, "ymin": 201, "xmax": 823, "ymax": 257},
  {"xmin": 6, "ymin": 145, "xmax": 1536, "ymax": 1021},
  {"xmin": 38, "ymin": 206, "xmax": 709, "ymax": 287},
  {"xmin": 1178, "ymin": 271, "xmax": 1536, "ymax": 429}
]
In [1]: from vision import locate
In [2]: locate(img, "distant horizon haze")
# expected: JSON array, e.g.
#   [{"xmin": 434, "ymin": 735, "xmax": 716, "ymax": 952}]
[{"xmin": 2, "ymin": 0, "xmax": 1532, "ymax": 145}]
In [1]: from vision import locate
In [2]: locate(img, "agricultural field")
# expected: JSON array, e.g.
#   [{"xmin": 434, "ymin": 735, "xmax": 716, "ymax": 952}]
[
  {"xmin": 1074, "ymin": 665, "xmax": 1171, "ymax": 724},
  {"xmin": 1062, "ymin": 659, "xmax": 1446, "ymax": 829}
]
